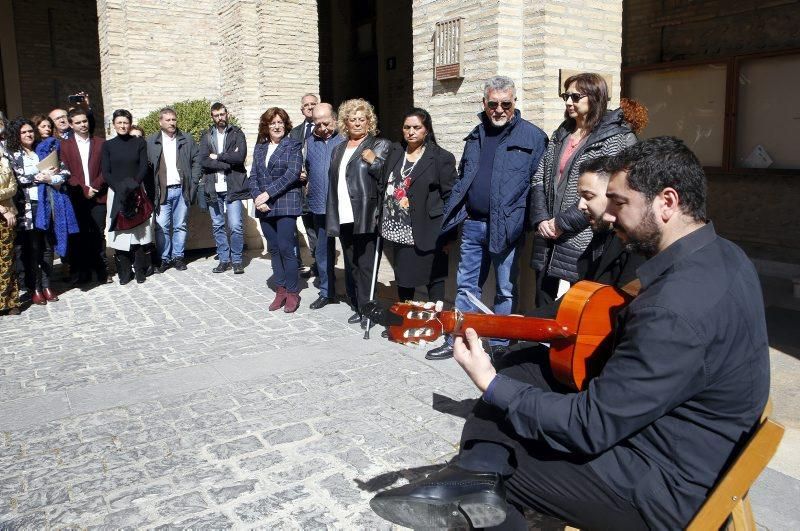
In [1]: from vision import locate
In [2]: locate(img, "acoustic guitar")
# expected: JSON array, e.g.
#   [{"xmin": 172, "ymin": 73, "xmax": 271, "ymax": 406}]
[{"xmin": 384, "ymin": 280, "xmax": 632, "ymax": 390}]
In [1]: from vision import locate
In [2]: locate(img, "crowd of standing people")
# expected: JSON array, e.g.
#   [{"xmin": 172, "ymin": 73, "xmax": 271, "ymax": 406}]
[{"xmin": 0, "ymin": 72, "xmax": 644, "ymax": 350}]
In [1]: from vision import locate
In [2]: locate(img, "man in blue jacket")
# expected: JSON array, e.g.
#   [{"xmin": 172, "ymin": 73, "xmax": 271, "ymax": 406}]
[{"xmin": 426, "ymin": 75, "xmax": 547, "ymax": 361}]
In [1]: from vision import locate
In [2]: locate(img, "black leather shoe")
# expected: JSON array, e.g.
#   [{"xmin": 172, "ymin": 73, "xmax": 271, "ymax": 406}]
[
  {"xmin": 347, "ymin": 312, "xmax": 362, "ymax": 324},
  {"xmin": 370, "ymin": 464, "xmax": 507, "ymax": 529},
  {"xmin": 309, "ymin": 296, "xmax": 334, "ymax": 310},
  {"xmin": 491, "ymin": 345, "xmax": 509, "ymax": 362},
  {"xmin": 212, "ymin": 262, "xmax": 231, "ymax": 273},
  {"xmin": 233, "ymin": 263, "xmax": 244, "ymax": 274},
  {"xmin": 174, "ymin": 258, "xmax": 187, "ymax": 271},
  {"xmin": 426, "ymin": 343, "xmax": 454, "ymax": 360},
  {"xmin": 156, "ymin": 261, "xmax": 172, "ymax": 274}
]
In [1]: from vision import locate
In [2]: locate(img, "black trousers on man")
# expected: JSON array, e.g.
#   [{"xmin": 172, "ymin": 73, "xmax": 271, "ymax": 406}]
[
  {"xmin": 458, "ymin": 345, "xmax": 647, "ymax": 531},
  {"xmin": 69, "ymin": 200, "xmax": 108, "ymax": 281},
  {"xmin": 338, "ymin": 223, "xmax": 376, "ymax": 312}
]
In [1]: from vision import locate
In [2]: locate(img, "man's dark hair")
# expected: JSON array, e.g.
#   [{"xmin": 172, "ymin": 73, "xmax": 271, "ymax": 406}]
[
  {"xmin": 211, "ymin": 102, "xmax": 226, "ymax": 113},
  {"xmin": 578, "ymin": 156, "xmax": 613, "ymax": 180},
  {"xmin": 67, "ymin": 108, "xmax": 88, "ymax": 123},
  {"xmin": 607, "ymin": 136, "xmax": 707, "ymax": 221}
]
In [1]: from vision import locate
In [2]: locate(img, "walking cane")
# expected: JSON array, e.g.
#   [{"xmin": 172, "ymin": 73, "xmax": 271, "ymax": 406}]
[{"xmin": 363, "ymin": 234, "xmax": 383, "ymax": 340}]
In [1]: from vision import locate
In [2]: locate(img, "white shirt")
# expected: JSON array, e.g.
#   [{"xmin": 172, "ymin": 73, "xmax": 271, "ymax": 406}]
[
  {"xmin": 215, "ymin": 129, "xmax": 227, "ymax": 193},
  {"xmin": 22, "ymin": 152, "xmax": 40, "ymax": 202},
  {"xmin": 161, "ymin": 133, "xmax": 180, "ymax": 186},
  {"xmin": 75, "ymin": 134, "xmax": 92, "ymax": 187},
  {"xmin": 337, "ymin": 146, "xmax": 357, "ymax": 225},
  {"xmin": 265, "ymin": 143, "xmax": 279, "ymax": 168}
]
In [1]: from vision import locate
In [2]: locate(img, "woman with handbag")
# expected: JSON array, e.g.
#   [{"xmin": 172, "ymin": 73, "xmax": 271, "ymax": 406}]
[{"xmin": 102, "ymin": 109, "xmax": 153, "ymax": 285}]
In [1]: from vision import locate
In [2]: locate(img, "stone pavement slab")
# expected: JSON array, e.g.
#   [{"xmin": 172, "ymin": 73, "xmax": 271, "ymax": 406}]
[{"xmin": 0, "ymin": 251, "xmax": 797, "ymax": 529}]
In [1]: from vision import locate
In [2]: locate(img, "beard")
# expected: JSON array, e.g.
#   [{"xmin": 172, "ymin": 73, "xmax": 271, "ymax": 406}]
[{"xmin": 620, "ymin": 207, "xmax": 662, "ymax": 259}]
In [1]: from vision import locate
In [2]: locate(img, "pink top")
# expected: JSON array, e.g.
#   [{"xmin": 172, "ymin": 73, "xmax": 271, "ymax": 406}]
[{"xmin": 557, "ymin": 134, "xmax": 586, "ymax": 183}]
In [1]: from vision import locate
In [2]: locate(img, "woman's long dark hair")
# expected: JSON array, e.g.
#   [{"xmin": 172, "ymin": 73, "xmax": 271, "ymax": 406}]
[
  {"xmin": 6, "ymin": 118, "xmax": 34, "ymax": 153},
  {"xmin": 401, "ymin": 107, "xmax": 437, "ymax": 147},
  {"xmin": 30, "ymin": 114, "xmax": 55, "ymax": 143},
  {"xmin": 563, "ymin": 72, "xmax": 609, "ymax": 133}
]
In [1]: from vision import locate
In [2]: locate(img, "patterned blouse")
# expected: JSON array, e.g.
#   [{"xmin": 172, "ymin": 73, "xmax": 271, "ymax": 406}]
[{"xmin": 381, "ymin": 157, "xmax": 417, "ymax": 245}]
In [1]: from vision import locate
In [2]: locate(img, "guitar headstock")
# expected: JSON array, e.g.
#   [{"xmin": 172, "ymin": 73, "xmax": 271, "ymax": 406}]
[{"xmin": 386, "ymin": 300, "xmax": 452, "ymax": 345}]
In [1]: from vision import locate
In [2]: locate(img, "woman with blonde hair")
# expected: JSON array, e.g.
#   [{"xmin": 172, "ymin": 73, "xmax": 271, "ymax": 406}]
[{"xmin": 325, "ymin": 98, "xmax": 390, "ymax": 327}]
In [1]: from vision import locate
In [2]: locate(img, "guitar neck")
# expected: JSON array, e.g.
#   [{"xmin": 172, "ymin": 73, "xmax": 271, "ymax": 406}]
[{"xmin": 440, "ymin": 312, "xmax": 571, "ymax": 342}]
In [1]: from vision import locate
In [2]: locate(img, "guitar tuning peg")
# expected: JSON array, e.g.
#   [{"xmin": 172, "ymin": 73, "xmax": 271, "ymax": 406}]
[
  {"xmin": 423, "ymin": 301, "xmax": 435, "ymax": 310},
  {"xmin": 435, "ymin": 300, "xmax": 443, "ymax": 312}
]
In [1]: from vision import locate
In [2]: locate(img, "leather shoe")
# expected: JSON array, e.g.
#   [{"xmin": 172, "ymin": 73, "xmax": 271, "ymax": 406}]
[
  {"xmin": 31, "ymin": 291, "xmax": 47, "ymax": 305},
  {"xmin": 173, "ymin": 258, "xmax": 187, "ymax": 271},
  {"xmin": 43, "ymin": 288, "xmax": 59, "ymax": 302},
  {"xmin": 156, "ymin": 261, "xmax": 172, "ymax": 274},
  {"xmin": 232, "ymin": 263, "xmax": 244, "ymax": 274},
  {"xmin": 370, "ymin": 464, "xmax": 507, "ymax": 529},
  {"xmin": 269, "ymin": 287, "xmax": 288, "ymax": 311},
  {"xmin": 347, "ymin": 312, "xmax": 362, "ymax": 324},
  {"xmin": 309, "ymin": 296, "xmax": 334, "ymax": 310},
  {"xmin": 426, "ymin": 343, "xmax": 454, "ymax": 361},
  {"xmin": 212, "ymin": 262, "xmax": 231, "ymax": 273}
]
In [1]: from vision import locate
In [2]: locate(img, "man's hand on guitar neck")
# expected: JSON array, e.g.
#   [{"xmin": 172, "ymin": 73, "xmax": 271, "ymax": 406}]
[{"xmin": 453, "ymin": 328, "xmax": 497, "ymax": 393}]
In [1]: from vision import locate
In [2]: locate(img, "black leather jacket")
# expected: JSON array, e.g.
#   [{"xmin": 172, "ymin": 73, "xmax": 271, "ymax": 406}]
[{"xmin": 325, "ymin": 134, "xmax": 391, "ymax": 236}]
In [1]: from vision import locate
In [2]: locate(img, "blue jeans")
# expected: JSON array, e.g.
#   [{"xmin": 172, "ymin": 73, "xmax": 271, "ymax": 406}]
[
  {"xmin": 311, "ymin": 214, "xmax": 336, "ymax": 298},
  {"xmin": 261, "ymin": 216, "xmax": 300, "ymax": 293},
  {"xmin": 209, "ymin": 194, "xmax": 244, "ymax": 264},
  {"xmin": 449, "ymin": 219, "xmax": 518, "ymax": 347},
  {"xmin": 155, "ymin": 186, "xmax": 189, "ymax": 262}
]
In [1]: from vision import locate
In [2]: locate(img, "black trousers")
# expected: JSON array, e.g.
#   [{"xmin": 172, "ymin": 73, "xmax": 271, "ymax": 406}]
[
  {"xmin": 69, "ymin": 200, "xmax": 108, "ymax": 280},
  {"xmin": 115, "ymin": 245, "xmax": 147, "ymax": 284},
  {"xmin": 338, "ymin": 223, "xmax": 376, "ymax": 312},
  {"xmin": 15, "ymin": 229, "xmax": 54, "ymax": 292},
  {"xmin": 397, "ymin": 281, "xmax": 445, "ymax": 303},
  {"xmin": 459, "ymin": 346, "xmax": 647, "ymax": 531},
  {"xmin": 535, "ymin": 271, "xmax": 562, "ymax": 308}
]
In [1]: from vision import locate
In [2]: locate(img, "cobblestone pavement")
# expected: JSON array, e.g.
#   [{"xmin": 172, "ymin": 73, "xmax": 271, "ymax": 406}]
[
  {"xmin": 0, "ymin": 251, "xmax": 797, "ymax": 529},
  {"xmin": 0, "ymin": 252, "xmax": 486, "ymax": 529}
]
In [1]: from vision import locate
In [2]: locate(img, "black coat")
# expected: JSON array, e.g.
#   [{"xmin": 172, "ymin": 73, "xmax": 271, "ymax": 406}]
[
  {"xmin": 379, "ymin": 142, "xmax": 458, "ymax": 252},
  {"xmin": 101, "ymin": 135, "xmax": 149, "ymax": 232},
  {"xmin": 198, "ymin": 125, "xmax": 249, "ymax": 203},
  {"xmin": 326, "ymin": 134, "xmax": 391, "ymax": 236},
  {"xmin": 529, "ymin": 230, "xmax": 645, "ymax": 318}
]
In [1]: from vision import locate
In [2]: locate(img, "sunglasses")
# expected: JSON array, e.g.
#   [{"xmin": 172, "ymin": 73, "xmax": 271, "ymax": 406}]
[
  {"xmin": 485, "ymin": 100, "xmax": 515, "ymax": 110},
  {"xmin": 560, "ymin": 92, "xmax": 587, "ymax": 103}
]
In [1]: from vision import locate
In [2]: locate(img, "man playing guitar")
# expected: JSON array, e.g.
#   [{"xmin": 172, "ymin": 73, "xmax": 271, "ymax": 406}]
[{"xmin": 370, "ymin": 137, "xmax": 770, "ymax": 530}]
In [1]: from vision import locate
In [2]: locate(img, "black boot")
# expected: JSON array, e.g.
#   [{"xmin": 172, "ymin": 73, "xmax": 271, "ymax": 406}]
[
  {"xmin": 370, "ymin": 464, "xmax": 507, "ymax": 529},
  {"xmin": 133, "ymin": 246, "xmax": 147, "ymax": 283},
  {"xmin": 115, "ymin": 252, "xmax": 133, "ymax": 285}
]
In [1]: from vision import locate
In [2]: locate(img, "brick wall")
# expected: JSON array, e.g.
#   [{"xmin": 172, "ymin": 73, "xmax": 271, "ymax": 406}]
[
  {"xmin": 412, "ymin": 0, "xmax": 624, "ymax": 309},
  {"xmin": 11, "ymin": 0, "xmax": 104, "ymax": 130},
  {"xmin": 623, "ymin": 0, "xmax": 800, "ymax": 262},
  {"xmin": 97, "ymin": 0, "xmax": 220, "ymax": 130}
]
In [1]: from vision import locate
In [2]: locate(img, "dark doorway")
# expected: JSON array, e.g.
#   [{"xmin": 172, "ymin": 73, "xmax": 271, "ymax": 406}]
[{"xmin": 318, "ymin": 0, "xmax": 413, "ymax": 142}]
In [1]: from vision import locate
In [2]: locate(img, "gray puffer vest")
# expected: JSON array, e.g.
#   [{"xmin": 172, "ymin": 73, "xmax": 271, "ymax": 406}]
[{"xmin": 529, "ymin": 108, "xmax": 636, "ymax": 282}]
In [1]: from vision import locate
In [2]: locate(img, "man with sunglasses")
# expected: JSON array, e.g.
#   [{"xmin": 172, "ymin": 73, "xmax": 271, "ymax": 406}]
[{"xmin": 426, "ymin": 75, "xmax": 547, "ymax": 362}]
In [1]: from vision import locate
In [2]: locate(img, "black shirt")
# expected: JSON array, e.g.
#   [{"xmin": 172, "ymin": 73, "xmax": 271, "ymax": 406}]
[{"xmin": 486, "ymin": 223, "xmax": 770, "ymax": 529}]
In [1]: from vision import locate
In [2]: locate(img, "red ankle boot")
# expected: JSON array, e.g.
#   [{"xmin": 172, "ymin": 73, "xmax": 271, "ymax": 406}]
[
  {"xmin": 284, "ymin": 292, "xmax": 300, "ymax": 313},
  {"xmin": 269, "ymin": 287, "xmax": 287, "ymax": 311}
]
